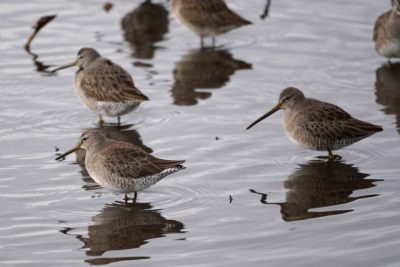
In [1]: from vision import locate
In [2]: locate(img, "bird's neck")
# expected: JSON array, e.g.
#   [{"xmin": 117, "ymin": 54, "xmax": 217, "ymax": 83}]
[{"xmin": 86, "ymin": 139, "xmax": 108, "ymax": 155}]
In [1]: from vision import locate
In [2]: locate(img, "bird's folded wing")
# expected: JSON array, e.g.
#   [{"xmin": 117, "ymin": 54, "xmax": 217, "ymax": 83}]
[
  {"xmin": 79, "ymin": 59, "xmax": 148, "ymax": 102},
  {"xmin": 99, "ymin": 146, "xmax": 161, "ymax": 179},
  {"xmin": 179, "ymin": 1, "xmax": 250, "ymax": 28}
]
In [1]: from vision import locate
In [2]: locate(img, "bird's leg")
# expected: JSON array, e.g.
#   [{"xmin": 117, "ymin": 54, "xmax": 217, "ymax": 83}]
[
  {"xmin": 98, "ymin": 114, "xmax": 104, "ymax": 127},
  {"xmin": 200, "ymin": 36, "xmax": 204, "ymax": 49},
  {"xmin": 117, "ymin": 116, "xmax": 121, "ymax": 126},
  {"xmin": 212, "ymin": 36, "xmax": 216, "ymax": 48},
  {"xmin": 328, "ymin": 149, "xmax": 335, "ymax": 161},
  {"xmin": 133, "ymin": 192, "xmax": 137, "ymax": 203},
  {"xmin": 123, "ymin": 193, "xmax": 128, "ymax": 203}
]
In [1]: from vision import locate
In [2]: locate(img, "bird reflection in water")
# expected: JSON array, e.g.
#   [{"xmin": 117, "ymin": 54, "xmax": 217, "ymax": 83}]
[
  {"xmin": 171, "ymin": 48, "xmax": 252, "ymax": 105},
  {"xmin": 74, "ymin": 124, "xmax": 152, "ymax": 191},
  {"xmin": 250, "ymin": 160, "xmax": 381, "ymax": 221},
  {"xmin": 60, "ymin": 201, "xmax": 184, "ymax": 265},
  {"xmin": 375, "ymin": 62, "xmax": 400, "ymax": 133},
  {"xmin": 121, "ymin": 0, "xmax": 169, "ymax": 60}
]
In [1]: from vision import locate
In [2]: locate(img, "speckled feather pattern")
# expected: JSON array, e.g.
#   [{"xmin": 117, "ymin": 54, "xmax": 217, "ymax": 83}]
[
  {"xmin": 373, "ymin": 4, "xmax": 400, "ymax": 58},
  {"xmin": 84, "ymin": 136, "xmax": 185, "ymax": 193},
  {"xmin": 171, "ymin": 0, "xmax": 251, "ymax": 37},
  {"xmin": 283, "ymin": 98, "xmax": 382, "ymax": 151},
  {"xmin": 75, "ymin": 58, "xmax": 148, "ymax": 103}
]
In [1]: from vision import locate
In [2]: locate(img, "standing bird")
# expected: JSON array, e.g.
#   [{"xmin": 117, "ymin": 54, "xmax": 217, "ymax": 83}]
[
  {"xmin": 52, "ymin": 48, "xmax": 149, "ymax": 125},
  {"xmin": 56, "ymin": 130, "xmax": 185, "ymax": 202},
  {"xmin": 373, "ymin": 0, "xmax": 400, "ymax": 60},
  {"xmin": 246, "ymin": 87, "xmax": 383, "ymax": 160},
  {"xmin": 170, "ymin": 0, "xmax": 251, "ymax": 47}
]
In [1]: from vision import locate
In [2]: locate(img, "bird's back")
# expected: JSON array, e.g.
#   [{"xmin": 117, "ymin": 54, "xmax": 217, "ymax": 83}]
[
  {"xmin": 283, "ymin": 98, "xmax": 382, "ymax": 150},
  {"xmin": 87, "ymin": 140, "xmax": 184, "ymax": 180},
  {"xmin": 76, "ymin": 57, "xmax": 149, "ymax": 103},
  {"xmin": 171, "ymin": 0, "xmax": 251, "ymax": 35}
]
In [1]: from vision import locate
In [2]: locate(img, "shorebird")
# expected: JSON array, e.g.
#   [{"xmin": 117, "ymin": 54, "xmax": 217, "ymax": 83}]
[
  {"xmin": 170, "ymin": 0, "xmax": 251, "ymax": 47},
  {"xmin": 52, "ymin": 48, "xmax": 149, "ymax": 125},
  {"xmin": 373, "ymin": 0, "xmax": 400, "ymax": 59},
  {"xmin": 56, "ymin": 130, "xmax": 185, "ymax": 202},
  {"xmin": 246, "ymin": 87, "xmax": 383, "ymax": 160}
]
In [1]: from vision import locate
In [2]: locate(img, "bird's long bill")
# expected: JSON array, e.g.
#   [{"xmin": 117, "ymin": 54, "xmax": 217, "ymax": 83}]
[
  {"xmin": 55, "ymin": 145, "xmax": 80, "ymax": 161},
  {"xmin": 246, "ymin": 103, "xmax": 281, "ymax": 130},
  {"xmin": 51, "ymin": 60, "xmax": 78, "ymax": 73}
]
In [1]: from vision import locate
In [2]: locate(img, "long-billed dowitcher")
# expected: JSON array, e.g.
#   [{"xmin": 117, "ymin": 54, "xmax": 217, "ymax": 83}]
[
  {"xmin": 373, "ymin": 0, "xmax": 400, "ymax": 59},
  {"xmin": 52, "ymin": 48, "xmax": 149, "ymax": 125},
  {"xmin": 246, "ymin": 87, "xmax": 383, "ymax": 160},
  {"xmin": 56, "ymin": 130, "xmax": 185, "ymax": 202},
  {"xmin": 170, "ymin": 0, "xmax": 251, "ymax": 47}
]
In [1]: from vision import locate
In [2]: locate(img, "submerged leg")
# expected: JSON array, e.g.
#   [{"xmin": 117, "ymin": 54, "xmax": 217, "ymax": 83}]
[
  {"xmin": 123, "ymin": 193, "xmax": 128, "ymax": 203},
  {"xmin": 117, "ymin": 116, "xmax": 121, "ymax": 126},
  {"xmin": 328, "ymin": 149, "xmax": 342, "ymax": 161},
  {"xmin": 133, "ymin": 192, "xmax": 137, "ymax": 203},
  {"xmin": 98, "ymin": 114, "xmax": 104, "ymax": 127},
  {"xmin": 328, "ymin": 149, "xmax": 334, "ymax": 161},
  {"xmin": 200, "ymin": 36, "xmax": 204, "ymax": 49},
  {"xmin": 212, "ymin": 36, "xmax": 216, "ymax": 48}
]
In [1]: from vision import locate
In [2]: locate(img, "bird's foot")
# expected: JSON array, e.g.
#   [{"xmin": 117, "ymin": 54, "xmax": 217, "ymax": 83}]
[{"xmin": 316, "ymin": 154, "xmax": 342, "ymax": 161}]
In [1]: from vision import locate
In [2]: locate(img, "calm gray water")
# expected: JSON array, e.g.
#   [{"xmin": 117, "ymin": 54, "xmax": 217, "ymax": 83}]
[{"xmin": 0, "ymin": 0, "xmax": 399, "ymax": 266}]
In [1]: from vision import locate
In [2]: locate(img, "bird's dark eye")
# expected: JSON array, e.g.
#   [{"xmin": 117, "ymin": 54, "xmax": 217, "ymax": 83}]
[
  {"xmin": 283, "ymin": 96, "xmax": 291, "ymax": 102},
  {"xmin": 79, "ymin": 56, "xmax": 83, "ymax": 59},
  {"xmin": 81, "ymin": 136, "xmax": 88, "ymax": 141}
]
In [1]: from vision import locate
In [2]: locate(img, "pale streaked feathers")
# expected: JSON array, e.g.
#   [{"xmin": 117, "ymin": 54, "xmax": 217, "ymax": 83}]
[
  {"xmin": 170, "ymin": 0, "xmax": 251, "ymax": 44},
  {"xmin": 247, "ymin": 87, "xmax": 383, "ymax": 159},
  {"xmin": 373, "ymin": 0, "xmax": 400, "ymax": 58},
  {"xmin": 56, "ymin": 130, "xmax": 185, "ymax": 196},
  {"xmin": 52, "ymin": 48, "xmax": 149, "ymax": 120}
]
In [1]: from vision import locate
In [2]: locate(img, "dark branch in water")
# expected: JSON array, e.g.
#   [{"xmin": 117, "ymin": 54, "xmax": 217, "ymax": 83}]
[
  {"xmin": 24, "ymin": 15, "xmax": 57, "ymax": 74},
  {"xmin": 24, "ymin": 15, "xmax": 56, "ymax": 51},
  {"xmin": 260, "ymin": 0, "xmax": 272, "ymax": 20}
]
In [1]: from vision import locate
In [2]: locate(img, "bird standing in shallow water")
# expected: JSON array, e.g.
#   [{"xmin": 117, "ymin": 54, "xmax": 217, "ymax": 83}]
[
  {"xmin": 170, "ymin": 0, "xmax": 251, "ymax": 47},
  {"xmin": 246, "ymin": 87, "xmax": 383, "ymax": 160},
  {"xmin": 56, "ymin": 130, "xmax": 185, "ymax": 202},
  {"xmin": 373, "ymin": 0, "xmax": 400, "ymax": 60},
  {"xmin": 52, "ymin": 48, "xmax": 149, "ymax": 125}
]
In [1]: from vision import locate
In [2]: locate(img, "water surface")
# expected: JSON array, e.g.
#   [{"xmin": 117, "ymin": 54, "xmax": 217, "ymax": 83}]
[{"xmin": 0, "ymin": 0, "xmax": 399, "ymax": 266}]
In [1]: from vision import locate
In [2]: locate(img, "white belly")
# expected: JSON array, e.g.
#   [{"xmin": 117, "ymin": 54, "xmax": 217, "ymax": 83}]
[
  {"xmin": 74, "ymin": 84, "xmax": 139, "ymax": 117},
  {"xmin": 377, "ymin": 41, "xmax": 400, "ymax": 58}
]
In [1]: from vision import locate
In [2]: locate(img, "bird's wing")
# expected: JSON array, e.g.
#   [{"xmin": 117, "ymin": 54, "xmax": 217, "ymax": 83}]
[
  {"xmin": 98, "ymin": 144, "xmax": 162, "ymax": 180},
  {"xmin": 298, "ymin": 102, "xmax": 381, "ymax": 140},
  {"xmin": 373, "ymin": 11, "xmax": 390, "ymax": 42},
  {"xmin": 179, "ymin": 0, "xmax": 251, "ymax": 28},
  {"xmin": 79, "ymin": 58, "xmax": 149, "ymax": 103}
]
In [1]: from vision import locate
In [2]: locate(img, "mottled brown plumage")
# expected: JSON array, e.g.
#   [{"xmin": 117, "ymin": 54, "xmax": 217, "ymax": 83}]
[
  {"xmin": 56, "ymin": 130, "xmax": 185, "ymax": 201},
  {"xmin": 247, "ymin": 87, "xmax": 383, "ymax": 160},
  {"xmin": 52, "ymin": 48, "xmax": 149, "ymax": 124},
  {"xmin": 170, "ymin": 0, "xmax": 251, "ymax": 46},
  {"xmin": 373, "ymin": 0, "xmax": 400, "ymax": 58}
]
